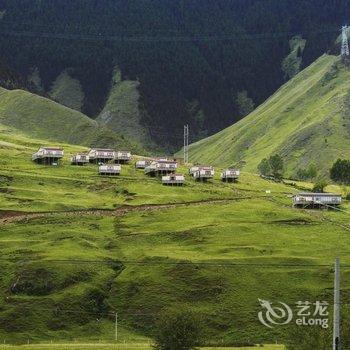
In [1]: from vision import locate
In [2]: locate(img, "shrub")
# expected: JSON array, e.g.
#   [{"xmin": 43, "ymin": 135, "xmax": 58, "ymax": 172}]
[
  {"xmin": 312, "ymin": 180, "xmax": 328, "ymax": 193},
  {"xmin": 330, "ymin": 159, "xmax": 350, "ymax": 184},
  {"xmin": 153, "ymin": 308, "xmax": 202, "ymax": 350}
]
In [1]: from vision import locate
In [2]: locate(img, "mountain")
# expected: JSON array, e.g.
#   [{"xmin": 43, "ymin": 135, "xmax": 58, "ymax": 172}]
[
  {"xmin": 0, "ymin": 87, "xmax": 141, "ymax": 152},
  {"xmin": 0, "ymin": 0, "xmax": 349, "ymax": 151},
  {"xmin": 185, "ymin": 54, "xmax": 350, "ymax": 177}
]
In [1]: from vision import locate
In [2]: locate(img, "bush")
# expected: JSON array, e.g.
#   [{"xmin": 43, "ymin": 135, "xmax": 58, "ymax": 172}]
[
  {"xmin": 153, "ymin": 308, "xmax": 202, "ymax": 350},
  {"xmin": 330, "ymin": 159, "xmax": 350, "ymax": 184},
  {"xmin": 312, "ymin": 180, "xmax": 328, "ymax": 193},
  {"xmin": 258, "ymin": 154, "xmax": 284, "ymax": 179},
  {"xmin": 296, "ymin": 162, "xmax": 318, "ymax": 180}
]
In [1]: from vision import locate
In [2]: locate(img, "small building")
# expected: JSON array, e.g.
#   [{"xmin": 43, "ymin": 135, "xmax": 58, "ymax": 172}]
[
  {"xmin": 221, "ymin": 168, "xmax": 240, "ymax": 182},
  {"xmin": 145, "ymin": 160, "xmax": 178, "ymax": 177},
  {"xmin": 32, "ymin": 146, "xmax": 64, "ymax": 165},
  {"xmin": 162, "ymin": 174, "xmax": 185, "ymax": 186},
  {"xmin": 114, "ymin": 151, "xmax": 132, "ymax": 164},
  {"xmin": 135, "ymin": 159, "xmax": 152, "ymax": 169},
  {"xmin": 193, "ymin": 166, "xmax": 214, "ymax": 181},
  {"xmin": 88, "ymin": 148, "xmax": 115, "ymax": 164},
  {"xmin": 293, "ymin": 192, "xmax": 342, "ymax": 208},
  {"xmin": 71, "ymin": 153, "xmax": 89, "ymax": 166},
  {"xmin": 189, "ymin": 165, "xmax": 200, "ymax": 177},
  {"xmin": 98, "ymin": 164, "xmax": 121, "ymax": 176}
]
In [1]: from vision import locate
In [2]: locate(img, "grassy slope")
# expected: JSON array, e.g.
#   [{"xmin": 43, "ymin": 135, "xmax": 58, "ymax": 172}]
[
  {"xmin": 187, "ymin": 55, "xmax": 350, "ymax": 176},
  {"xmin": 97, "ymin": 68, "xmax": 154, "ymax": 150},
  {"xmin": 0, "ymin": 125, "xmax": 349, "ymax": 345},
  {"xmin": 0, "ymin": 87, "xmax": 140, "ymax": 153}
]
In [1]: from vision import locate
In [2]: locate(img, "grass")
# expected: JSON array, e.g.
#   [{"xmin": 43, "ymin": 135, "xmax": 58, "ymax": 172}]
[
  {"xmin": 0, "ymin": 87, "xmax": 139, "ymax": 154},
  {"xmin": 0, "ymin": 344, "xmax": 284, "ymax": 350},
  {"xmin": 185, "ymin": 54, "xmax": 350, "ymax": 178},
  {"xmin": 0, "ymin": 123, "xmax": 350, "ymax": 346},
  {"xmin": 97, "ymin": 67, "xmax": 154, "ymax": 149}
]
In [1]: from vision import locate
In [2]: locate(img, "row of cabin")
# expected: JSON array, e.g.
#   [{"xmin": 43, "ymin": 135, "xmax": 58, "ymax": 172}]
[{"xmin": 32, "ymin": 147, "xmax": 132, "ymax": 166}]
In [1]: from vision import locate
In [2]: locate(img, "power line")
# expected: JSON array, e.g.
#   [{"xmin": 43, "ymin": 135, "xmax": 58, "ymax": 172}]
[
  {"xmin": 0, "ymin": 27, "xmax": 342, "ymax": 43},
  {"xmin": 0, "ymin": 257, "xmax": 347, "ymax": 268}
]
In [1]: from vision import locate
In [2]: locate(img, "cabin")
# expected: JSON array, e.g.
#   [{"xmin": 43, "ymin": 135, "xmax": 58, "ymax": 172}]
[
  {"xmin": 189, "ymin": 165, "xmax": 200, "ymax": 177},
  {"xmin": 114, "ymin": 151, "xmax": 132, "ymax": 164},
  {"xmin": 135, "ymin": 159, "xmax": 151, "ymax": 169},
  {"xmin": 145, "ymin": 160, "xmax": 178, "ymax": 177},
  {"xmin": 162, "ymin": 174, "xmax": 185, "ymax": 186},
  {"xmin": 193, "ymin": 166, "xmax": 214, "ymax": 181},
  {"xmin": 98, "ymin": 164, "xmax": 121, "ymax": 176},
  {"xmin": 71, "ymin": 153, "xmax": 89, "ymax": 166},
  {"xmin": 32, "ymin": 147, "xmax": 63, "ymax": 165},
  {"xmin": 221, "ymin": 168, "xmax": 240, "ymax": 182},
  {"xmin": 292, "ymin": 192, "xmax": 342, "ymax": 209},
  {"xmin": 88, "ymin": 148, "xmax": 115, "ymax": 164}
]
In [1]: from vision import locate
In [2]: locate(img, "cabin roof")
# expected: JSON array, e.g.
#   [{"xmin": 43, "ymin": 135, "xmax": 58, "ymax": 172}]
[
  {"xmin": 40, "ymin": 147, "xmax": 63, "ymax": 151},
  {"xmin": 156, "ymin": 160, "xmax": 177, "ymax": 164},
  {"xmin": 90, "ymin": 148, "xmax": 115, "ymax": 152},
  {"xmin": 294, "ymin": 192, "xmax": 341, "ymax": 197}
]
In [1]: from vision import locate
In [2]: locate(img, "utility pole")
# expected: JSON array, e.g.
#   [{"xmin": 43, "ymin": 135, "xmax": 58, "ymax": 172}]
[
  {"xmin": 341, "ymin": 25, "xmax": 349, "ymax": 58},
  {"xmin": 115, "ymin": 312, "xmax": 118, "ymax": 342},
  {"xmin": 333, "ymin": 258, "xmax": 340, "ymax": 350},
  {"xmin": 183, "ymin": 124, "xmax": 189, "ymax": 164}
]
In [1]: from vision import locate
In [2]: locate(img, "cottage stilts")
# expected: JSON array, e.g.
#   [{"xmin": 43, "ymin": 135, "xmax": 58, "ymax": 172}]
[
  {"xmin": 135, "ymin": 159, "xmax": 151, "ymax": 169},
  {"xmin": 221, "ymin": 168, "xmax": 240, "ymax": 182},
  {"xmin": 32, "ymin": 147, "xmax": 64, "ymax": 165},
  {"xmin": 114, "ymin": 151, "xmax": 132, "ymax": 164},
  {"xmin": 88, "ymin": 148, "xmax": 115, "ymax": 164},
  {"xmin": 99, "ymin": 164, "xmax": 121, "ymax": 176},
  {"xmin": 71, "ymin": 153, "xmax": 89, "ymax": 166},
  {"xmin": 145, "ymin": 159, "xmax": 178, "ymax": 177},
  {"xmin": 162, "ymin": 174, "xmax": 185, "ymax": 186},
  {"xmin": 193, "ymin": 166, "xmax": 214, "ymax": 182}
]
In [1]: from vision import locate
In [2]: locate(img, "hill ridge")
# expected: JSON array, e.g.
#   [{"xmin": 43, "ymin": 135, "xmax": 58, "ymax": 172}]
[{"xmin": 186, "ymin": 54, "xmax": 350, "ymax": 177}]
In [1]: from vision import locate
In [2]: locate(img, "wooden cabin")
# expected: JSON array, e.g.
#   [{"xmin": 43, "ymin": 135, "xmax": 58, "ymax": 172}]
[
  {"xmin": 32, "ymin": 147, "xmax": 63, "ymax": 165},
  {"xmin": 98, "ymin": 164, "xmax": 121, "ymax": 176},
  {"xmin": 71, "ymin": 153, "xmax": 89, "ymax": 166},
  {"xmin": 193, "ymin": 166, "xmax": 214, "ymax": 181},
  {"xmin": 88, "ymin": 148, "xmax": 115, "ymax": 164},
  {"xmin": 114, "ymin": 151, "xmax": 132, "ymax": 164},
  {"xmin": 135, "ymin": 159, "xmax": 151, "ymax": 169},
  {"xmin": 162, "ymin": 174, "xmax": 185, "ymax": 186},
  {"xmin": 189, "ymin": 165, "xmax": 200, "ymax": 177},
  {"xmin": 145, "ymin": 160, "xmax": 178, "ymax": 177},
  {"xmin": 221, "ymin": 168, "xmax": 240, "ymax": 182},
  {"xmin": 293, "ymin": 192, "xmax": 342, "ymax": 208}
]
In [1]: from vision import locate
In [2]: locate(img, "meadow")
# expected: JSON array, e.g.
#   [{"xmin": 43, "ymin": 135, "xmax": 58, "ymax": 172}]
[{"xmin": 0, "ymin": 123, "xmax": 349, "ymax": 345}]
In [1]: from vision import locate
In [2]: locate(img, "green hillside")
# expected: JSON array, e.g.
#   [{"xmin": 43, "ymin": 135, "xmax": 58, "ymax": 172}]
[
  {"xmin": 0, "ymin": 123, "xmax": 349, "ymax": 346},
  {"xmin": 0, "ymin": 87, "xmax": 140, "ymax": 153},
  {"xmin": 186, "ymin": 54, "xmax": 350, "ymax": 177},
  {"xmin": 97, "ymin": 67, "xmax": 154, "ymax": 150}
]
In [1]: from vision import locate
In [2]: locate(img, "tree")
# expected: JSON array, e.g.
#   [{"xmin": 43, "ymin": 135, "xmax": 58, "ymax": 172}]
[
  {"xmin": 312, "ymin": 180, "xmax": 328, "ymax": 193},
  {"xmin": 258, "ymin": 158, "xmax": 271, "ymax": 176},
  {"xmin": 330, "ymin": 159, "xmax": 350, "ymax": 184},
  {"xmin": 269, "ymin": 154, "xmax": 284, "ymax": 179},
  {"xmin": 236, "ymin": 91, "xmax": 255, "ymax": 117},
  {"xmin": 296, "ymin": 162, "xmax": 318, "ymax": 180},
  {"xmin": 258, "ymin": 154, "xmax": 284, "ymax": 179},
  {"xmin": 153, "ymin": 308, "xmax": 202, "ymax": 350}
]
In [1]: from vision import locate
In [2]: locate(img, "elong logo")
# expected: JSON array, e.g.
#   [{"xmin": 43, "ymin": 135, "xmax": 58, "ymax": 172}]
[{"xmin": 258, "ymin": 299, "xmax": 329, "ymax": 329}]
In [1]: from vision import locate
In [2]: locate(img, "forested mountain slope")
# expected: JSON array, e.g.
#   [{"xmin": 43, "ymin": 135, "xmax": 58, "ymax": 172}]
[
  {"xmin": 186, "ymin": 55, "xmax": 350, "ymax": 177},
  {"xmin": 0, "ymin": 0, "xmax": 348, "ymax": 150}
]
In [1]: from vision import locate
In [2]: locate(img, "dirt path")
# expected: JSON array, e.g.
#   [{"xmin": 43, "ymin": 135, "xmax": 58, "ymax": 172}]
[{"xmin": 0, "ymin": 196, "xmax": 250, "ymax": 226}]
